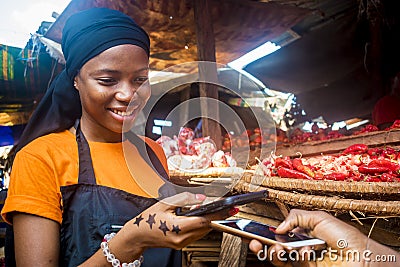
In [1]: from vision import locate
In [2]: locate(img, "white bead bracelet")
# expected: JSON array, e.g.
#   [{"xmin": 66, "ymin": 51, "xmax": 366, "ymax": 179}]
[{"xmin": 101, "ymin": 233, "xmax": 144, "ymax": 267}]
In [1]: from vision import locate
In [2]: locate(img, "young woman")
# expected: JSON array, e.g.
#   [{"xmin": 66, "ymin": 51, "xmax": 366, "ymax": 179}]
[{"xmin": 1, "ymin": 8, "xmax": 230, "ymax": 267}]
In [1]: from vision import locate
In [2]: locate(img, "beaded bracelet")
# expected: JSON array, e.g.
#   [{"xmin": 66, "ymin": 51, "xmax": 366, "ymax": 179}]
[{"xmin": 101, "ymin": 233, "xmax": 144, "ymax": 267}]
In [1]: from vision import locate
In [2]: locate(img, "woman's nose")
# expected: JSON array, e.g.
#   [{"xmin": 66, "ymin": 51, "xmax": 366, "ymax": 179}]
[{"xmin": 115, "ymin": 84, "xmax": 135, "ymax": 102}]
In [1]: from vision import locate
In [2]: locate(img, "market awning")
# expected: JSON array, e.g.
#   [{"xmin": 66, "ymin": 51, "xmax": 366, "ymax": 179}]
[
  {"xmin": 244, "ymin": 0, "xmax": 400, "ymax": 124},
  {"xmin": 43, "ymin": 0, "xmax": 310, "ymax": 71},
  {"xmin": 244, "ymin": 3, "xmax": 380, "ymax": 123}
]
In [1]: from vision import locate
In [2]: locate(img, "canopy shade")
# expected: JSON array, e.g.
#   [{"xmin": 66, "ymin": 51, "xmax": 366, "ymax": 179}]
[
  {"xmin": 43, "ymin": 0, "xmax": 310, "ymax": 71},
  {"xmin": 244, "ymin": 3, "xmax": 380, "ymax": 123},
  {"xmin": 39, "ymin": 0, "xmax": 400, "ymax": 124},
  {"xmin": 244, "ymin": 0, "xmax": 400, "ymax": 124}
]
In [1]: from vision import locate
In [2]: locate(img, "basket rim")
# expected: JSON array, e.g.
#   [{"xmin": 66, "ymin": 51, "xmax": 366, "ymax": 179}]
[
  {"xmin": 243, "ymin": 172, "xmax": 400, "ymax": 195},
  {"xmin": 235, "ymin": 180, "xmax": 400, "ymax": 216}
]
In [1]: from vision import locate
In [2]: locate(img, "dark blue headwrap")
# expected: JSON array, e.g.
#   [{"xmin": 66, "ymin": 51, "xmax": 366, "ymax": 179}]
[{"xmin": 15, "ymin": 8, "xmax": 150, "ymax": 152}]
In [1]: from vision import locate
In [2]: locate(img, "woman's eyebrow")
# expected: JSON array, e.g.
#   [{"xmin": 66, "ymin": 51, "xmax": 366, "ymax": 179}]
[
  {"xmin": 91, "ymin": 68, "xmax": 120, "ymax": 75},
  {"xmin": 91, "ymin": 67, "xmax": 149, "ymax": 75},
  {"xmin": 135, "ymin": 67, "xmax": 150, "ymax": 73}
]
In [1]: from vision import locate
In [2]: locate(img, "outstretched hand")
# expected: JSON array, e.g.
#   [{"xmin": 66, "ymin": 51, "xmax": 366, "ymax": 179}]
[{"xmin": 248, "ymin": 209, "xmax": 397, "ymax": 267}]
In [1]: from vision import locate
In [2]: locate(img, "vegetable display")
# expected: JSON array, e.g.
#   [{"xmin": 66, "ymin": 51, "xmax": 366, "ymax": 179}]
[
  {"xmin": 259, "ymin": 143, "xmax": 400, "ymax": 182},
  {"xmin": 157, "ymin": 127, "xmax": 237, "ymax": 170}
]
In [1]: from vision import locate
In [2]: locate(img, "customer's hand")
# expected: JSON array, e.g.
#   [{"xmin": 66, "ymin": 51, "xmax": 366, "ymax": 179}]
[{"xmin": 248, "ymin": 209, "xmax": 398, "ymax": 267}]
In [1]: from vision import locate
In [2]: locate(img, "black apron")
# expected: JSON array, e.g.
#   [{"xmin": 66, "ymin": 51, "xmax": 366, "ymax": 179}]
[{"xmin": 6, "ymin": 123, "xmax": 181, "ymax": 267}]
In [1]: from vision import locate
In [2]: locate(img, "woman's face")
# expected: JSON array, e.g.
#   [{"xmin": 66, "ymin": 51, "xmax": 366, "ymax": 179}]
[{"xmin": 74, "ymin": 44, "xmax": 150, "ymax": 142}]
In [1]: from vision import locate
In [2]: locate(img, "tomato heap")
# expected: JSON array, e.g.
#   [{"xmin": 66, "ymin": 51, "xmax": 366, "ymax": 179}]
[{"xmin": 260, "ymin": 144, "xmax": 400, "ymax": 182}]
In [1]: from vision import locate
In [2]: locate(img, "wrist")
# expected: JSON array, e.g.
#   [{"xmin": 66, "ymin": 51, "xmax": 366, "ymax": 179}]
[
  {"xmin": 120, "ymin": 218, "xmax": 150, "ymax": 250},
  {"xmin": 109, "ymin": 224, "xmax": 146, "ymax": 260},
  {"xmin": 363, "ymin": 238, "xmax": 400, "ymax": 267},
  {"xmin": 102, "ymin": 233, "xmax": 144, "ymax": 267}
]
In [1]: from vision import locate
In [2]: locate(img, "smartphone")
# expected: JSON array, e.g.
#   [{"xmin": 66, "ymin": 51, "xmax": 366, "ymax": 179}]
[
  {"xmin": 211, "ymin": 219, "xmax": 326, "ymax": 250},
  {"xmin": 175, "ymin": 190, "xmax": 268, "ymax": 216}
]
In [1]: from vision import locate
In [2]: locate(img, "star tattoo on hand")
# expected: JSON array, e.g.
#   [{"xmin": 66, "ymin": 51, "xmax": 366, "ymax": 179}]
[
  {"xmin": 159, "ymin": 220, "xmax": 170, "ymax": 236},
  {"xmin": 146, "ymin": 213, "xmax": 156, "ymax": 229},
  {"xmin": 172, "ymin": 225, "xmax": 181, "ymax": 234},
  {"xmin": 133, "ymin": 214, "xmax": 144, "ymax": 227}
]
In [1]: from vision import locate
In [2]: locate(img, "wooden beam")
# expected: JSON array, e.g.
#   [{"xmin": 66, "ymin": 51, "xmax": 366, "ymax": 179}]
[
  {"xmin": 218, "ymin": 233, "xmax": 248, "ymax": 267},
  {"xmin": 193, "ymin": 0, "xmax": 222, "ymax": 149},
  {"xmin": 179, "ymin": 85, "xmax": 191, "ymax": 127}
]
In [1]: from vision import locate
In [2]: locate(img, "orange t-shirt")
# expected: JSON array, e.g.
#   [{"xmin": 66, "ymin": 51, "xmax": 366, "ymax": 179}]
[{"xmin": 1, "ymin": 130, "xmax": 169, "ymax": 225}]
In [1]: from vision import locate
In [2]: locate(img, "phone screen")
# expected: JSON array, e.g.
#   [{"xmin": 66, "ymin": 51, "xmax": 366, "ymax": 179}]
[{"xmin": 218, "ymin": 220, "xmax": 309, "ymax": 243}]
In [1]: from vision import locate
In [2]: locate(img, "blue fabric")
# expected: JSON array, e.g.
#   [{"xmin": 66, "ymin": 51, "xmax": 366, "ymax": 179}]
[
  {"xmin": 62, "ymin": 8, "xmax": 150, "ymax": 80},
  {"xmin": 0, "ymin": 126, "xmax": 14, "ymax": 146}
]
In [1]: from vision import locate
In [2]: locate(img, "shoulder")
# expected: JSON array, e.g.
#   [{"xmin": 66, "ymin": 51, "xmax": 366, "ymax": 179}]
[
  {"xmin": 142, "ymin": 137, "xmax": 164, "ymax": 157},
  {"xmin": 17, "ymin": 130, "xmax": 76, "ymax": 159}
]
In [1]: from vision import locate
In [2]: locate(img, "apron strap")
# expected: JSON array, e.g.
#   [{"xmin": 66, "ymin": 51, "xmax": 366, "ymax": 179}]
[
  {"xmin": 125, "ymin": 131, "xmax": 206, "ymax": 198},
  {"xmin": 74, "ymin": 119, "xmax": 171, "ymax": 187},
  {"xmin": 75, "ymin": 119, "xmax": 96, "ymax": 184},
  {"xmin": 124, "ymin": 131, "xmax": 169, "ymax": 181}
]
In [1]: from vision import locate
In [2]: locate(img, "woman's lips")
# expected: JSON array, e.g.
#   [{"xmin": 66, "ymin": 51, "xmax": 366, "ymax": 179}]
[{"xmin": 109, "ymin": 108, "xmax": 134, "ymax": 117}]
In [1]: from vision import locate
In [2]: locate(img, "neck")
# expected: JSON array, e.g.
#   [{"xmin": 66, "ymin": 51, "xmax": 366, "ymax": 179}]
[{"xmin": 78, "ymin": 119, "xmax": 123, "ymax": 143}]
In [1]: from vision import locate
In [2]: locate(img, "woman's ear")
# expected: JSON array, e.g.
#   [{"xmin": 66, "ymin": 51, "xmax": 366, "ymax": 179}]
[{"xmin": 73, "ymin": 78, "xmax": 79, "ymax": 90}]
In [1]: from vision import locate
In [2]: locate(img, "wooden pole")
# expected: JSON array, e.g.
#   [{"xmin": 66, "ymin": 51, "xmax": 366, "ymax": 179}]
[
  {"xmin": 179, "ymin": 85, "xmax": 190, "ymax": 127},
  {"xmin": 218, "ymin": 233, "xmax": 248, "ymax": 267},
  {"xmin": 193, "ymin": 0, "xmax": 222, "ymax": 149}
]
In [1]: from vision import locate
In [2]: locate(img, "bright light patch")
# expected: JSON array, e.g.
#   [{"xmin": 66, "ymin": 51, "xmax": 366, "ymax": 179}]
[
  {"xmin": 228, "ymin": 41, "xmax": 281, "ymax": 70},
  {"xmin": 154, "ymin": 119, "xmax": 172, "ymax": 127},
  {"xmin": 0, "ymin": 0, "xmax": 71, "ymax": 48},
  {"xmin": 346, "ymin": 119, "xmax": 369, "ymax": 130},
  {"xmin": 152, "ymin": 126, "xmax": 162, "ymax": 135},
  {"xmin": 303, "ymin": 121, "xmax": 327, "ymax": 132},
  {"xmin": 332, "ymin": 121, "xmax": 346, "ymax": 131}
]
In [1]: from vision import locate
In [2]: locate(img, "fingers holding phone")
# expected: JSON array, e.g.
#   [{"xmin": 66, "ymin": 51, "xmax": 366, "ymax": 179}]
[
  {"xmin": 128, "ymin": 192, "xmax": 219, "ymax": 250},
  {"xmin": 175, "ymin": 190, "xmax": 268, "ymax": 216},
  {"xmin": 212, "ymin": 219, "xmax": 325, "ymax": 250}
]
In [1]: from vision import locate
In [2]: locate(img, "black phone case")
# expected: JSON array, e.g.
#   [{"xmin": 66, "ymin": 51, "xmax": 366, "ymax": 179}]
[{"xmin": 175, "ymin": 190, "xmax": 268, "ymax": 216}]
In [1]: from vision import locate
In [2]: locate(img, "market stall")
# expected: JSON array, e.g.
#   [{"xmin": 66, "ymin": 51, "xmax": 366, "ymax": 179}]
[
  {"xmin": 2, "ymin": 0, "xmax": 399, "ymax": 266},
  {"xmin": 155, "ymin": 117, "xmax": 400, "ymax": 265}
]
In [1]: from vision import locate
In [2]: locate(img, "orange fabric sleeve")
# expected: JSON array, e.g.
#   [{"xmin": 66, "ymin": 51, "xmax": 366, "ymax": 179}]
[
  {"xmin": 1, "ymin": 149, "xmax": 63, "ymax": 224},
  {"xmin": 1, "ymin": 132, "xmax": 170, "ymax": 225}
]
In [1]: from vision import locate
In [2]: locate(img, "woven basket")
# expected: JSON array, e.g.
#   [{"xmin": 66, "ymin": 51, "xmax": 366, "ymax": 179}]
[
  {"xmin": 242, "ymin": 171, "xmax": 400, "ymax": 200},
  {"xmin": 234, "ymin": 180, "xmax": 400, "ymax": 216},
  {"xmin": 169, "ymin": 167, "xmax": 245, "ymax": 186},
  {"xmin": 169, "ymin": 167, "xmax": 245, "ymax": 178}
]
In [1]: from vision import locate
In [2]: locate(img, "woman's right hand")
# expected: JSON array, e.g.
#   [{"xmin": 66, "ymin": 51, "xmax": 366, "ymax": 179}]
[
  {"xmin": 100, "ymin": 191, "xmax": 233, "ymax": 265},
  {"xmin": 130, "ymin": 191, "xmax": 230, "ymax": 249}
]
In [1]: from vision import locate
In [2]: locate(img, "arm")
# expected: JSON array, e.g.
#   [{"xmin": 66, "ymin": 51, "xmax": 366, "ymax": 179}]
[
  {"xmin": 13, "ymin": 192, "xmax": 227, "ymax": 267},
  {"xmin": 82, "ymin": 192, "xmax": 233, "ymax": 266},
  {"xmin": 13, "ymin": 212, "xmax": 147, "ymax": 267},
  {"xmin": 13, "ymin": 213, "xmax": 60, "ymax": 267}
]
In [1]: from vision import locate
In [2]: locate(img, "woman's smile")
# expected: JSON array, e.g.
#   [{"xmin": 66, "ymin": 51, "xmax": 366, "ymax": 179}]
[{"xmin": 110, "ymin": 109, "xmax": 135, "ymax": 117}]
